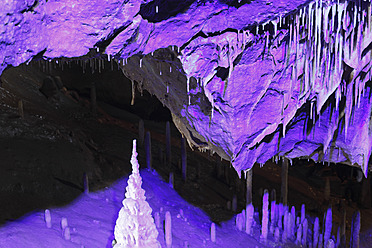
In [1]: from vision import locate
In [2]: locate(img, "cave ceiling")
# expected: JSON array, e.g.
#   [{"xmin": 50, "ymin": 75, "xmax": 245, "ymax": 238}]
[{"xmin": 1, "ymin": 0, "xmax": 372, "ymax": 176}]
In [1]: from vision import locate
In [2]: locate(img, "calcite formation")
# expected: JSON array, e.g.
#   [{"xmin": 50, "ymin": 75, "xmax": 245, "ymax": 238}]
[{"xmin": 1, "ymin": 0, "xmax": 372, "ymax": 175}]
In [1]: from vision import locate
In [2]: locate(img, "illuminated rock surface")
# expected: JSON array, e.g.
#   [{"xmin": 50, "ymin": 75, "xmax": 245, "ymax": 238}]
[{"xmin": 1, "ymin": 0, "xmax": 372, "ymax": 174}]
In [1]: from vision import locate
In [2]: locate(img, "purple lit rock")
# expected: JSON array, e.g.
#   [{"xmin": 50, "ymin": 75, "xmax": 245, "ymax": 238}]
[{"xmin": 1, "ymin": 0, "xmax": 372, "ymax": 175}]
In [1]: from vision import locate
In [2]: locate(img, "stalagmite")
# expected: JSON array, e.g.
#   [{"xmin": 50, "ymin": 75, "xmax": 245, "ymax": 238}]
[
  {"xmin": 290, "ymin": 206, "xmax": 296, "ymax": 239},
  {"xmin": 61, "ymin": 217, "xmax": 68, "ymax": 231},
  {"xmin": 145, "ymin": 131, "xmax": 152, "ymax": 170},
  {"xmin": 302, "ymin": 218, "xmax": 308, "ymax": 246},
  {"xmin": 324, "ymin": 206, "xmax": 332, "ymax": 248},
  {"xmin": 211, "ymin": 223, "xmax": 216, "ymax": 243},
  {"xmin": 245, "ymin": 204, "xmax": 254, "ymax": 235},
  {"xmin": 296, "ymin": 223, "xmax": 302, "ymax": 245},
  {"xmin": 236, "ymin": 210, "xmax": 244, "ymax": 231},
  {"xmin": 336, "ymin": 226, "xmax": 341, "ymax": 247},
  {"xmin": 63, "ymin": 227, "xmax": 71, "ymax": 241},
  {"xmin": 313, "ymin": 217, "xmax": 320, "ymax": 248},
  {"xmin": 261, "ymin": 189, "xmax": 269, "ymax": 242},
  {"xmin": 166, "ymin": 121, "xmax": 171, "ymax": 167},
  {"xmin": 281, "ymin": 158, "xmax": 289, "ymax": 206},
  {"xmin": 181, "ymin": 136, "xmax": 187, "ymax": 182},
  {"xmin": 165, "ymin": 211, "xmax": 172, "ymax": 248},
  {"xmin": 44, "ymin": 209, "xmax": 52, "ymax": 228},
  {"xmin": 319, "ymin": 234, "xmax": 324, "ymax": 248},
  {"xmin": 155, "ymin": 212, "xmax": 161, "ymax": 228},
  {"xmin": 278, "ymin": 203, "xmax": 284, "ymax": 230},
  {"xmin": 282, "ymin": 211, "xmax": 289, "ymax": 242},
  {"xmin": 301, "ymin": 204, "xmax": 305, "ymax": 224},
  {"xmin": 350, "ymin": 210, "xmax": 360, "ymax": 248},
  {"xmin": 270, "ymin": 189, "xmax": 277, "ymax": 233},
  {"xmin": 326, "ymin": 239, "xmax": 335, "ymax": 248}
]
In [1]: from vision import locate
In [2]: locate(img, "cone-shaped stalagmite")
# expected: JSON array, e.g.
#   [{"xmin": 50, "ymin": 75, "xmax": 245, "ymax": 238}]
[{"xmin": 113, "ymin": 140, "xmax": 160, "ymax": 248}]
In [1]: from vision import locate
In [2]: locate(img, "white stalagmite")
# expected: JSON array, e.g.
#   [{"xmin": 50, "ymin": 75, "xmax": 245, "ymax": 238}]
[
  {"xmin": 245, "ymin": 203, "xmax": 254, "ymax": 235},
  {"xmin": 165, "ymin": 211, "xmax": 172, "ymax": 248},
  {"xmin": 63, "ymin": 227, "xmax": 71, "ymax": 241},
  {"xmin": 61, "ymin": 217, "xmax": 68, "ymax": 230},
  {"xmin": 44, "ymin": 209, "xmax": 51, "ymax": 228},
  {"xmin": 211, "ymin": 223, "xmax": 216, "ymax": 243},
  {"xmin": 261, "ymin": 189, "xmax": 269, "ymax": 241},
  {"xmin": 113, "ymin": 140, "xmax": 160, "ymax": 248}
]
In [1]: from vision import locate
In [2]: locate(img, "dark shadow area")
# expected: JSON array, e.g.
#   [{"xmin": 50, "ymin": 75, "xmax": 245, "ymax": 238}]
[{"xmin": 139, "ymin": 0, "xmax": 196, "ymax": 23}]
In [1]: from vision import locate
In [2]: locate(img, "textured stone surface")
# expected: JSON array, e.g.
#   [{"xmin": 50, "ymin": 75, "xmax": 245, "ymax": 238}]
[{"xmin": 1, "ymin": 0, "xmax": 372, "ymax": 175}]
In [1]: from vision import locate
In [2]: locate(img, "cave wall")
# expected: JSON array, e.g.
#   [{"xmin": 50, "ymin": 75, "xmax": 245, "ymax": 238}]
[{"xmin": 1, "ymin": 0, "xmax": 372, "ymax": 175}]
